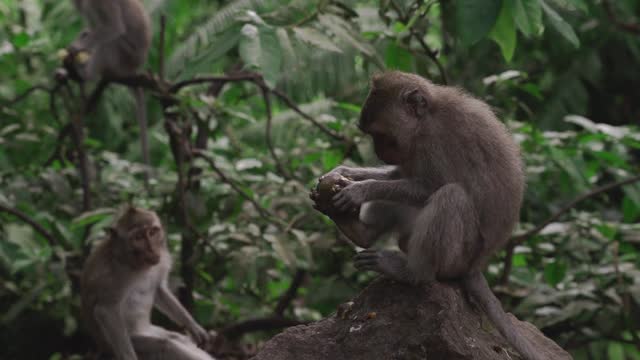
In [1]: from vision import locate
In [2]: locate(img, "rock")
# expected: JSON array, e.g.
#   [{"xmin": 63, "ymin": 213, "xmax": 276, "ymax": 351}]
[{"xmin": 251, "ymin": 279, "xmax": 572, "ymax": 360}]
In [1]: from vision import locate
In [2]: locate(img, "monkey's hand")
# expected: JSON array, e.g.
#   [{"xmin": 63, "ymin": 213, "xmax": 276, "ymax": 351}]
[
  {"xmin": 326, "ymin": 165, "xmax": 354, "ymax": 179},
  {"xmin": 333, "ymin": 180, "xmax": 375, "ymax": 212},
  {"xmin": 188, "ymin": 323, "xmax": 209, "ymax": 348},
  {"xmin": 354, "ymin": 249, "xmax": 411, "ymax": 284},
  {"xmin": 68, "ymin": 29, "xmax": 90, "ymax": 53}
]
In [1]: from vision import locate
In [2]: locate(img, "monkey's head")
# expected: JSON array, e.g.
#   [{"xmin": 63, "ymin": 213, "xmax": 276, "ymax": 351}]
[
  {"xmin": 109, "ymin": 206, "xmax": 165, "ymax": 269},
  {"xmin": 359, "ymin": 71, "xmax": 432, "ymax": 165}
]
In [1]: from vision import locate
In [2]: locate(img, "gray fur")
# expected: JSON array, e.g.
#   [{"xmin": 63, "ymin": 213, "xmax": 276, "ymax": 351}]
[
  {"xmin": 70, "ymin": 0, "xmax": 152, "ymax": 182},
  {"xmin": 331, "ymin": 71, "xmax": 542, "ymax": 360}
]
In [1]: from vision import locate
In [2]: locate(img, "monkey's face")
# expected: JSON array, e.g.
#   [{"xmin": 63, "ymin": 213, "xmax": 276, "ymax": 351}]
[
  {"xmin": 360, "ymin": 102, "xmax": 413, "ymax": 165},
  {"xmin": 126, "ymin": 222, "xmax": 165, "ymax": 267},
  {"xmin": 370, "ymin": 130, "xmax": 403, "ymax": 165}
]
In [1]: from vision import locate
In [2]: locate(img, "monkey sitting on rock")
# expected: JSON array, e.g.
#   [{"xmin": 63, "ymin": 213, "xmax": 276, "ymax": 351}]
[
  {"xmin": 81, "ymin": 206, "xmax": 215, "ymax": 360},
  {"xmin": 311, "ymin": 71, "xmax": 545, "ymax": 360}
]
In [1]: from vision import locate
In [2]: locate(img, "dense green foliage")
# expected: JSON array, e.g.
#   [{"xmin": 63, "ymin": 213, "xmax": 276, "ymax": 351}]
[{"xmin": 0, "ymin": 0, "xmax": 639, "ymax": 359}]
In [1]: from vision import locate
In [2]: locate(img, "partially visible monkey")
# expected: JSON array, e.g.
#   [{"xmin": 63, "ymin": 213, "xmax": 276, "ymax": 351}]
[
  {"xmin": 68, "ymin": 0, "xmax": 152, "ymax": 182},
  {"xmin": 314, "ymin": 71, "xmax": 544, "ymax": 360},
  {"xmin": 81, "ymin": 206, "xmax": 215, "ymax": 360}
]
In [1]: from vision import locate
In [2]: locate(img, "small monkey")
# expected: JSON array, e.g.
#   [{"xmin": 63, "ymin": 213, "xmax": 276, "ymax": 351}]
[
  {"xmin": 68, "ymin": 0, "xmax": 152, "ymax": 182},
  {"xmin": 81, "ymin": 206, "xmax": 215, "ymax": 360},
  {"xmin": 315, "ymin": 71, "xmax": 544, "ymax": 360}
]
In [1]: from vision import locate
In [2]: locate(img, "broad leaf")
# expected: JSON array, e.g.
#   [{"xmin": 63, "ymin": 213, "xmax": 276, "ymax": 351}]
[
  {"xmin": 239, "ymin": 24, "xmax": 283, "ymax": 87},
  {"xmin": 384, "ymin": 42, "xmax": 413, "ymax": 71},
  {"xmin": 292, "ymin": 26, "xmax": 342, "ymax": 53},
  {"xmin": 455, "ymin": 0, "xmax": 502, "ymax": 46},
  {"xmin": 318, "ymin": 14, "xmax": 375, "ymax": 56},
  {"xmin": 513, "ymin": 0, "xmax": 542, "ymax": 37},
  {"xmin": 490, "ymin": 1, "xmax": 517, "ymax": 62},
  {"xmin": 540, "ymin": 0, "xmax": 580, "ymax": 48}
]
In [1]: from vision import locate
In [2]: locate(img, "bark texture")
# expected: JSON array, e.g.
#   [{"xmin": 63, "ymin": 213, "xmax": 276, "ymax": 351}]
[{"xmin": 252, "ymin": 279, "xmax": 572, "ymax": 360}]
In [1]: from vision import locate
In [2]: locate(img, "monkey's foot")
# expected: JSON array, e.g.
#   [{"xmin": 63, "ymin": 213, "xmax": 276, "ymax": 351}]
[{"xmin": 353, "ymin": 249, "xmax": 411, "ymax": 283}]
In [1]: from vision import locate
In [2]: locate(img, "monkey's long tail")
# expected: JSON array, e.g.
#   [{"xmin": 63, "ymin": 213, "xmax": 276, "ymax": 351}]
[
  {"xmin": 463, "ymin": 271, "xmax": 545, "ymax": 360},
  {"xmin": 131, "ymin": 86, "xmax": 150, "ymax": 186}
]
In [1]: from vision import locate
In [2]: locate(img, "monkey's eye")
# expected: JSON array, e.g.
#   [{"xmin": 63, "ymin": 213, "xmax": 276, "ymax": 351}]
[{"xmin": 148, "ymin": 227, "xmax": 159, "ymax": 237}]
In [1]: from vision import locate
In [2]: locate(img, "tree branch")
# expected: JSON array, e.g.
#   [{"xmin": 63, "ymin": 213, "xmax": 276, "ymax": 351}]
[
  {"xmin": 501, "ymin": 174, "xmax": 640, "ymax": 284},
  {"xmin": 603, "ymin": 0, "xmax": 640, "ymax": 35},
  {"xmin": 274, "ymin": 269, "xmax": 306, "ymax": 316}
]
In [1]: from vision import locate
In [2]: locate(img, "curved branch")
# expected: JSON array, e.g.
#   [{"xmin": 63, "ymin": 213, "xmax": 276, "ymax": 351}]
[
  {"xmin": 410, "ymin": 29, "xmax": 448, "ymax": 85},
  {"xmin": 511, "ymin": 174, "xmax": 640, "ymax": 244},
  {"xmin": 260, "ymin": 85, "xmax": 294, "ymax": 180},
  {"xmin": 268, "ymin": 87, "xmax": 353, "ymax": 143},
  {"xmin": 0, "ymin": 204, "xmax": 60, "ymax": 247},
  {"xmin": 2, "ymin": 85, "xmax": 53, "ymax": 106},
  {"xmin": 192, "ymin": 149, "xmax": 280, "ymax": 223},
  {"xmin": 274, "ymin": 269, "xmax": 306, "ymax": 316},
  {"xmin": 170, "ymin": 74, "xmax": 260, "ymax": 93}
]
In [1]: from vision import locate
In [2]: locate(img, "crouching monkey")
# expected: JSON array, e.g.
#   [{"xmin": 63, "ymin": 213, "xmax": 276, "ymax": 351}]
[{"xmin": 313, "ymin": 71, "xmax": 545, "ymax": 360}]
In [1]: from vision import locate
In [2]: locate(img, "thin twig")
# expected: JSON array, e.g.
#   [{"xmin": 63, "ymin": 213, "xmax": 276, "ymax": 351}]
[
  {"xmin": 410, "ymin": 29, "xmax": 448, "ymax": 85},
  {"xmin": 43, "ymin": 124, "xmax": 73, "ymax": 167},
  {"xmin": 260, "ymin": 85, "xmax": 293, "ymax": 180},
  {"xmin": 192, "ymin": 149, "xmax": 279, "ymax": 223},
  {"xmin": 159, "ymin": 14, "xmax": 167, "ymax": 82},
  {"xmin": 61, "ymin": 84, "xmax": 92, "ymax": 212},
  {"xmin": 603, "ymin": 0, "xmax": 640, "ymax": 35},
  {"xmin": 268, "ymin": 87, "xmax": 352, "ymax": 143}
]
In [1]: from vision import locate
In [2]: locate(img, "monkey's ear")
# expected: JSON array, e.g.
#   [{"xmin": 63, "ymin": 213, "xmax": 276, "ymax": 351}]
[{"xmin": 402, "ymin": 89, "xmax": 428, "ymax": 118}]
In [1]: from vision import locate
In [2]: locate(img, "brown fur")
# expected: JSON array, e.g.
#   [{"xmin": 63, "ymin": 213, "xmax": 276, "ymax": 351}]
[{"xmin": 81, "ymin": 206, "xmax": 213, "ymax": 360}]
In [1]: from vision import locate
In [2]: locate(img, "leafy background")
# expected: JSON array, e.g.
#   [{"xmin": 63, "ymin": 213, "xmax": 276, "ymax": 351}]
[{"xmin": 0, "ymin": 0, "xmax": 639, "ymax": 359}]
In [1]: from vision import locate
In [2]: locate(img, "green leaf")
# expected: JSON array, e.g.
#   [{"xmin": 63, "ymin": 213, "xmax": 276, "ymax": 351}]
[
  {"xmin": 384, "ymin": 42, "xmax": 413, "ymax": 71},
  {"xmin": 455, "ymin": 0, "xmax": 502, "ymax": 46},
  {"xmin": 513, "ymin": 253, "xmax": 527, "ymax": 267},
  {"xmin": 276, "ymin": 28, "xmax": 296, "ymax": 70},
  {"xmin": 71, "ymin": 208, "xmax": 114, "ymax": 229},
  {"xmin": 551, "ymin": 0, "xmax": 589, "ymax": 13},
  {"xmin": 540, "ymin": 0, "xmax": 580, "ymax": 48},
  {"xmin": 239, "ymin": 24, "xmax": 261, "ymax": 69},
  {"xmin": 512, "ymin": 0, "xmax": 542, "ymax": 37},
  {"xmin": 321, "ymin": 150, "xmax": 342, "ymax": 171},
  {"xmin": 490, "ymin": 1, "xmax": 517, "ymax": 62},
  {"xmin": 623, "ymin": 197, "xmax": 640, "ymax": 223},
  {"xmin": 292, "ymin": 26, "xmax": 342, "ymax": 53},
  {"xmin": 544, "ymin": 261, "xmax": 567, "ymax": 286},
  {"xmin": 239, "ymin": 24, "xmax": 282, "ymax": 88},
  {"xmin": 11, "ymin": 32, "xmax": 30, "ymax": 48},
  {"xmin": 607, "ymin": 342, "xmax": 625, "ymax": 360},
  {"xmin": 318, "ymin": 14, "xmax": 375, "ymax": 56}
]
